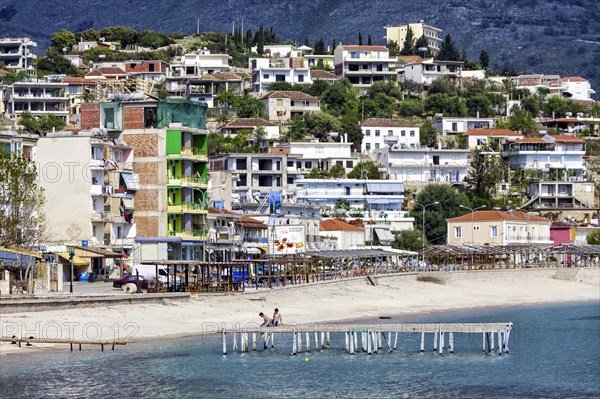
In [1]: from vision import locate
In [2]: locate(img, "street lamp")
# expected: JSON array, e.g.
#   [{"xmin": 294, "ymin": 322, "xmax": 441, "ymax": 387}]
[
  {"xmin": 459, "ymin": 205, "xmax": 487, "ymax": 245},
  {"xmin": 67, "ymin": 246, "xmax": 75, "ymax": 293},
  {"xmin": 415, "ymin": 201, "xmax": 439, "ymax": 267}
]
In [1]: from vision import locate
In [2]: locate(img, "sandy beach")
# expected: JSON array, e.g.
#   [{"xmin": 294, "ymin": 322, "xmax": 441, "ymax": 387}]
[{"xmin": 1, "ymin": 268, "xmax": 599, "ymax": 354}]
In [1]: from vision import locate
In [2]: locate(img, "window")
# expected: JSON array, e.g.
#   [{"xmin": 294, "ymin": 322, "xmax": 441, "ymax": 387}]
[
  {"xmin": 263, "ymin": 73, "xmax": 269, "ymax": 79},
  {"xmin": 388, "ymin": 130, "xmax": 393, "ymax": 136},
  {"xmin": 365, "ymin": 129, "xmax": 371, "ymax": 136},
  {"xmin": 305, "ymin": 161, "xmax": 312, "ymax": 169},
  {"xmin": 473, "ymin": 226, "xmax": 480, "ymax": 231},
  {"xmin": 287, "ymin": 160, "xmax": 294, "ymax": 167},
  {"xmin": 346, "ymin": 160, "xmax": 353, "ymax": 168},
  {"xmin": 375, "ymin": 130, "xmax": 380, "ymax": 136},
  {"xmin": 375, "ymin": 143, "xmax": 380, "ymax": 149},
  {"xmin": 287, "ymin": 177, "xmax": 294, "ymax": 184},
  {"xmin": 148, "ymin": 64, "xmax": 155, "ymax": 72},
  {"xmin": 297, "ymin": 74, "xmax": 304, "ymax": 82},
  {"xmin": 451, "ymin": 122, "xmax": 458, "ymax": 132},
  {"xmin": 433, "ymin": 155, "xmax": 440, "ymax": 165},
  {"xmin": 276, "ymin": 99, "xmax": 283, "ymax": 106},
  {"xmin": 366, "ymin": 143, "xmax": 371, "ymax": 151},
  {"xmin": 410, "ymin": 131, "xmax": 415, "ymax": 137},
  {"xmin": 491, "ymin": 226, "xmax": 498, "ymax": 237},
  {"xmin": 275, "ymin": 74, "xmax": 286, "ymax": 82},
  {"xmin": 401, "ymin": 130, "xmax": 406, "ymax": 137},
  {"xmin": 290, "ymin": 101, "xmax": 295, "ymax": 106},
  {"xmin": 454, "ymin": 227, "xmax": 462, "ymax": 238}
]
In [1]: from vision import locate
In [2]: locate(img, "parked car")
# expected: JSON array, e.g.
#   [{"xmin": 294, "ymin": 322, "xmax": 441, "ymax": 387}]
[{"xmin": 113, "ymin": 275, "xmax": 148, "ymax": 289}]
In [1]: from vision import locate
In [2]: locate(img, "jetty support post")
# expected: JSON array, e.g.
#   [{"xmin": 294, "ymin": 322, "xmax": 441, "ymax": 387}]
[
  {"xmin": 306, "ymin": 332, "xmax": 310, "ymax": 352},
  {"xmin": 420, "ymin": 332, "xmax": 425, "ymax": 352},
  {"xmin": 449, "ymin": 332, "xmax": 454, "ymax": 354},
  {"xmin": 252, "ymin": 333, "xmax": 257, "ymax": 351},
  {"xmin": 222, "ymin": 330, "xmax": 227, "ymax": 355},
  {"xmin": 349, "ymin": 331, "xmax": 355, "ymax": 354}
]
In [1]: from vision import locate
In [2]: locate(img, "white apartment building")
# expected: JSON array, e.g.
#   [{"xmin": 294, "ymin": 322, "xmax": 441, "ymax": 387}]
[
  {"xmin": 510, "ymin": 74, "xmax": 563, "ymax": 97},
  {"xmin": 361, "ymin": 118, "xmax": 420, "ymax": 153},
  {"xmin": 170, "ymin": 49, "xmax": 232, "ymax": 77},
  {"xmin": 433, "ymin": 115, "xmax": 496, "ymax": 135},
  {"xmin": 288, "ymin": 140, "xmax": 358, "ymax": 174},
  {"xmin": 502, "ymin": 135, "xmax": 586, "ymax": 180},
  {"xmin": 0, "ymin": 130, "xmax": 38, "ymax": 160},
  {"xmin": 561, "ymin": 77, "xmax": 596, "ymax": 102},
  {"xmin": 251, "ymin": 58, "xmax": 311, "ymax": 93},
  {"xmin": 333, "ymin": 45, "xmax": 396, "ymax": 93},
  {"xmin": 0, "ymin": 38, "xmax": 37, "ymax": 73},
  {"xmin": 6, "ymin": 81, "xmax": 69, "ymax": 122},
  {"xmin": 295, "ymin": 178, "xmax": 413, "ymax": 234},
  {"xmin": 377, "ymin": 146, "xmax": 468, "ymax": 184},
  {"xmin": 385, "ymin": 22, "xmax": 443, "ymax": 54},
  {"xmin": 403, "ymin": 58, "xmax": 463, "ymax": 87},
  {"xmin": 36, "ymin": 131, "xmax": 137, "ymax": 253}
]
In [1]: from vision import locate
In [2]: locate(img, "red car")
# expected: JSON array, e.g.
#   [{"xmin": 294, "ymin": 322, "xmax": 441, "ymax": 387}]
[{"xmin": 112, "ymin": 275, "xmax": 148, "ymax": 289}]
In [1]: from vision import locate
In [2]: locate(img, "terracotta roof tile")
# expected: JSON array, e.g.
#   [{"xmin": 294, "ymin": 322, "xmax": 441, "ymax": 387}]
[
  {"xmin": 310, "ymin": 70, "xmax": 338, "ymax": 80},
  {"xmin": 563, "ymin": 77, "xmax": 588, "ymax": 82},
  {"xmin": 262, "ymin": 91, "xmax": 318, "ymax": 101},
  {"xmin": 361, "ymin": 118, "xmax": 418, "ymax": 128},
  {"xmin": 397, "ymin": 55, "xmax": 422, "ymax": 64},
  {"xmin": 464, "ymin": 129, "xmax": 522, "ymax": 137},
  {"xmin": 514, "ymin": 137, "xmax": 546, "ymax": 143},
  {"xmin": 320, "ymin": 219, "xmax": 364, "ymax": 231},
  {"xmin": 0, "ymin": 68, "xmax": 9, "ymax": 75},
  {"xmin": 447, "ymin": 210, "xmax": 549, "ymax": 222},
  {"xmin": 86, "ymin": 67, "xmax": 128, "ymax": 77},
  {"xmin": 547, "ymin": 134, "xmax": 585, "ymax": 144}
]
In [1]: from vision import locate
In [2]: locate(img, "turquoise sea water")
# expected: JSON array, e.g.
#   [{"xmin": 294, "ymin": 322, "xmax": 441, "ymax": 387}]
[{"xmin": 1, "ymin": 302, "xmax": 599, "ymax": 399}]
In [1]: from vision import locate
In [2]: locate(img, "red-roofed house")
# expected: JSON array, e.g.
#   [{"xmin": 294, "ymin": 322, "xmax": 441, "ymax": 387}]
[
  {"xmin": 334, "ymin": 45, "xmax": 396, "ymax": 93},
  {"xmin": 85, "ymin": 67, "xmax": 129, "ymax": 80},
  {"xmin": 320, "ymin": 219, "xmax": 365, "ymax": 249},
  {"xmin": 540, "ymin": 118, "xmax": 584, "ymax": 133},
  {"xmin": 463, "ymin": 128, "xmax": 523, "ymax": 149},
  {"xmin": 446, "ymin": 210, "xmax": 552, "ymax": 245},
  {"xmin": 262, "ymin": 91, "xmax": 320, "ymax": 122}
]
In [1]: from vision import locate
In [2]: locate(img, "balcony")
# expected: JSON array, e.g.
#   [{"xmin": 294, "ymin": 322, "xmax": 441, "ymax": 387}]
[
  {"xmin": 166, "ymin": 146, "xmax": 208, "ymax": 161},
  {"xmin": 168, "ymin": 228, "xmax": 207, "ymax": 241},
  {"xmin": 181, "ymin": 175, "xmax": 208, "ymax": 188},
  {"xmin": 167, "ymin": 202, "xmax": 207, "ymax": 214},
  {"xmin": 90, "ymin": 184, "xmax": 106, "ymax": 196},
  {"xmin": 91, "ymin": 211, "xmax": 113, "ymax": 222},
  {"xmin": 383, "ymin": 135, "xmax": 399, "ymax": 143}
]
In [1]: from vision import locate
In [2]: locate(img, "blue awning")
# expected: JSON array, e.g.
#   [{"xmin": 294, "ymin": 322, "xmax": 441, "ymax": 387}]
[
  {"xmin": 366, "ymin": 182, "xmax": 403, "ymax": 194},
  {"xmin": 122, "ymin": 172, "xmax": 137, "ymax": 191}
]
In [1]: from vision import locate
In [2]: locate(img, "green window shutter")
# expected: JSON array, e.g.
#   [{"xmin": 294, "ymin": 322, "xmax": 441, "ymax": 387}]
[{"xmin": 166, "ymin": 130, "xmax": 182, "ymax": 155}]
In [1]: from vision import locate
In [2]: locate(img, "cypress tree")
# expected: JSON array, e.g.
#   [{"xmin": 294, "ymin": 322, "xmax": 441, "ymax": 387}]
[
  {"xmin": 358, "ymin": 31, "xmax": 363, "ymax": 45},
  {"xmin": 400, "ymin": 26, "xmax": 416, "ymax": 55},
  {"xmin": 437, "ymin": 34, "xmax": 461, "ymax": 61},
  {"xmin": 367, "ymin": 34, "xmax": 372, "ymax": 45}
]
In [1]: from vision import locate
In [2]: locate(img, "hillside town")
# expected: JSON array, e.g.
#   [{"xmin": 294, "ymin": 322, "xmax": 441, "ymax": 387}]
[{"xmin": 1, "ymin": 21, "xmax": 599, "ymax": 294}]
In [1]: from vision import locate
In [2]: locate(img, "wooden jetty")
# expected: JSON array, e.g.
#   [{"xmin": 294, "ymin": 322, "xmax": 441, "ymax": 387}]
[
  {"xmin": 1, "ymin": 336, "xmax": 127, "ymax": 351},
  {"xmin": 220, "ymin": 322, "xmax": 513, "ymax": 356}
]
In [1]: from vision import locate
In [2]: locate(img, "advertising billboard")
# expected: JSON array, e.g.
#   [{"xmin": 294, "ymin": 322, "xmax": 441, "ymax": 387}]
[{"xmin": 270, "ymin": 225, "xmax": 306, "ymax": 255}]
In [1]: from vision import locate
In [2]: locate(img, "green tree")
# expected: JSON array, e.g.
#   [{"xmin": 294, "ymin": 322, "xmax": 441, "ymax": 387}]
[
  {"xmin": 75, "ymin": 28, "xmax": 100, "ymax": 42},
  {"xmin": 414, "ymin": 36, "xmax": 429, "ymax": 54},
  {"xmin": 36, "ymin": 49, "xmax": 79, "ymax": 76},
  {"xmin": 479, "ymin": 50, "xmax": 490, "ymax": 69},
  {"xmin": 314, "ymin": 37, "xmax": 326, "ymax": 55},
  {"xmin": 0, "ymin": 149, "xmax": 46, "ymax": 249},
  {"xmin": 400, "ymin": 26, "xmax": 415, "ymax": 56},
  {"xmin": 236, "ymin": 96, "xmax": 264, "ymax": 118},
  {"xmin": 304, "ymin": 112, "xmax": 341, "ymax": 139},
  {"xmin": 420, "ymin": 120, "xmax": 438, "ymax": 147},
  {"xmin": 339, "ymin": 110, "xmax": 362, "ymax": 151},
  {"xmin": 428, "ymin": 76, "xmax": 458, "ymax": 96},
  {"xmin": 267, "ymin": 81, "xmax": 299, "ymax": 91},
  {"xmin": 436, "ymin": 34, "xmax": 461, "ymax": 61},
  {"xmin": 392, "ymin": 229, "xmax": 426, "ymax": 251},
  {"xmin": 399, "ymin": 99, "xmax": 424, "ymax": 117},
  {"xmin": 367, "ymin": 35, "xmax": 373, "ymax": 46},
  {"xmin": 321, "ymin": 78, "xmax": 359, "ymax": 114},
  {"xmin": 466, "ymin": 94, "xmax": 494, "ymax": 117},
  {"xmin": 99, "ymin": 26, "xmax": 138, "ymax": 47},
  {"xmin": 586, "ymin": 230, "xmax": 600, "ymax": 245},
  {"xmin": 424, "ymin": 94, "xmax": 467, "ymax": 117},
  {"xmin": 409, "ymin": 184, "xmax": 471, "ymax": 244},
  {"xmin": 387, "ymin": 40, "xmax": 400, "ymax": 56},
  {"xmin": 358, "ymin": 31, "xmax": 363, "ymax": 46},
  {"xmin": 464, "ymin": 149, "xmax": 502, "ymax": 200},
  {"xmin": 348, "ymin": 161, "xmax": 380, "ymax": 179},
  {"xmin": 18, "ymin": 112, "xmax": 65, "ymax": 135},
  {"xmin": 304, "ymin": 79, "xmax": 330, "ymax": 97},
  {"xmin": 308, "ymin": 167, "xmax": 330, "ymax": 178},
  {"xmin": 508, "ymin": 106, "xmax": 538, "ymax": 135},
  {"xmin": 50, "ymin": 29, "xmax": 76, "ymax": 51},
  {"xmin": 137, "ymin": 30, "xmax": 172, "ymax": 49},
  {"xmin": 521, "ymin": 96, "xmax": 541, "ymax": 117},
  {"xmin": 0, "ymin": 71, "xmax": 28, "ymax": 84},
  {"xmin": 330, "ymin": 163, "xmax": 346, "ymax": 178}
]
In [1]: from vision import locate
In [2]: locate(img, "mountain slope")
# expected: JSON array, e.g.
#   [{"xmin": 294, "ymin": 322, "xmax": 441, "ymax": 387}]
[{"xmin": 1, "ymin": 0, "xmax": 599, "ymax": 97}]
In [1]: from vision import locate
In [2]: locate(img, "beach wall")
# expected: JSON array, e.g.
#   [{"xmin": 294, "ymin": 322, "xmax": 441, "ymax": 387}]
[
  {"xmin": 0, "ymin": 293, "xmax": 191, "ymax": 314},
  {"xmin": 416, "ymin": 268, "xmax": 599, "ymax": 285}
]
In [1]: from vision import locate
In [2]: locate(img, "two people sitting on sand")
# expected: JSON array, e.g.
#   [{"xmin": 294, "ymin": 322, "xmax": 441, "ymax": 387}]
[{"xmin": 259, "ymin": 308, "xmax": 283, "ymax": 327}]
